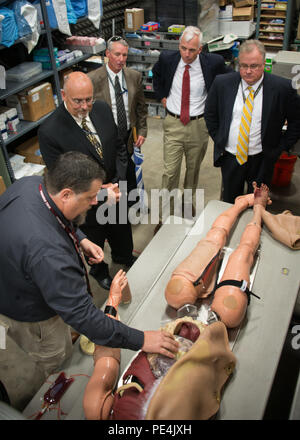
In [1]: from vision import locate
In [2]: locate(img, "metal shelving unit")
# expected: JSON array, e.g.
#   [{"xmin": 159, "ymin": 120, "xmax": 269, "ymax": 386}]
[
  {"xmin": 255, "ymin": 0, "xmax": 294, "ymax": 50},
  {"xmin": 0, "ymin": 0, "xmax": 103, "ymax": 185},
  {"xmin": 125, "ymin": 30, "xmax": 182, "ymax": 95}
]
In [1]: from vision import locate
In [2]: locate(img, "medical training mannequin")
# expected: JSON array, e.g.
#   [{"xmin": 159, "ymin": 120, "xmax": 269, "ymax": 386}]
[
  {"xmin": 83, "ymin": 269, "xmax": 126, "ymax": 420},
  {"xmin": 83, "ymin": 185, "xmax": 270, "ymax": 420}
]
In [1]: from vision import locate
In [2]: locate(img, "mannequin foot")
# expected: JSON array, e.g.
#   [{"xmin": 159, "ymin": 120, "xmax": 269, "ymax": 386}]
[{"xmin": 253, "ymin": 183, "xmax": 270, "ymax": 208}]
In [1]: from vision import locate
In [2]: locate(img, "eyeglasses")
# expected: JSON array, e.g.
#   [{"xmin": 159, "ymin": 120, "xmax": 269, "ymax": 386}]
[
  {"xmin": 107, "ymin": 36, "xmax": 123, "ymax": 44},
  {"xmin": 239, "ymin": 64, "xmax": 263, "ymax": 71},
  {"xmin": 71, "ymin": 97, "xmax": 95, "ymax": 106}
]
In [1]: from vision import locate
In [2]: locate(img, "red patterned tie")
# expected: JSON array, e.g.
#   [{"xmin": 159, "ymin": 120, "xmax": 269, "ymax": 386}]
[{"xmin": 180, "ymin": 64, "xmax": 191, "ymax": 126}]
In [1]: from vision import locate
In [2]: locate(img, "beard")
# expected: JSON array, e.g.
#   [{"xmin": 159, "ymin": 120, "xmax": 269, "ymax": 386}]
[{"xmin": 73, "ymin": 211, "xmax": 87, "ymax": 226}]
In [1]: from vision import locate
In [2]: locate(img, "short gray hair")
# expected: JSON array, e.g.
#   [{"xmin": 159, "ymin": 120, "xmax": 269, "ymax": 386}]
[
  {"xmin": 107, "ymin": 37, "xmax": 128, "ymax": 52},
  {"xmin": 238, "ymin": 39, "xmax": 266, "ymax": 61},
  {"xmin": 180, "ymin": 26, "xmax": 203, "ymax": 48}
]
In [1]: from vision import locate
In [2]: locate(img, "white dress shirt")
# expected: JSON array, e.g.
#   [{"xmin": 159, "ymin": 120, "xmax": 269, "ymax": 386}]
[
  {"xmin": 106, "ymin": 65, "xmax": 130, "ymax": 130},
  {"xmin": 226, "ymin": 76, "xmax": 264, "ymax": 156},
  {"xmin": 167, "ymin": 57, "xmax": 207, "ymax": 116},
  {"xmin": 65, "ymin": 102, "xmax": 102, "ymax": 145}
]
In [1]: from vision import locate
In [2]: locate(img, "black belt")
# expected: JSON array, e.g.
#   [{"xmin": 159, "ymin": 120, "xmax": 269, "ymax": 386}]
[{"xmin": 167, "ymin": 109, "xmax": 204, "ymax": 120}]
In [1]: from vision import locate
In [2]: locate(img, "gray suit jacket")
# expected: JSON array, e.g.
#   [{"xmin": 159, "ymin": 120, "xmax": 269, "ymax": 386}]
[{"xmin": 89, "ymin": 66, "xmax": 148, "ymax": 153}]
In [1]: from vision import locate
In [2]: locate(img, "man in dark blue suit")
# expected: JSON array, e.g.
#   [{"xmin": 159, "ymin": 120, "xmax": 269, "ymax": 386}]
[
  {"xmin": 39, "ymin": 72, "xmax": 135, "ymax": 290},
  {"xmin": 205, "ymin": 39, "xmax": 300, "ymax": 203},
  {"xmin": 152, "ymin": 26, "xmax": 229, "ymax": 228}
]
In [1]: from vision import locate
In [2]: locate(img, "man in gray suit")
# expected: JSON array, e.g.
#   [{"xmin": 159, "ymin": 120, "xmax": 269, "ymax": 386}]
[{"xmin": 88, "ymin": 36, "xmax": 148, "ymax": 199}]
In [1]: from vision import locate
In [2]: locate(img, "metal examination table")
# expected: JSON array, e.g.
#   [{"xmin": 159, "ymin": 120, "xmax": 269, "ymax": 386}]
[{"xmin": 23, "ymin": 200, "xmax": 300, "ymax": 420}]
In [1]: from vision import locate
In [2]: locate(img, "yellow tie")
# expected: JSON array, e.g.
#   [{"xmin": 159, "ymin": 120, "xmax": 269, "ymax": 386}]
[
  {"xmin": 81, "ymin": 118, "xmax": 103, "ymax": 159},
  {"xmin": 236, "ymin": 86, "xmax": 254, "ymax": 165}
]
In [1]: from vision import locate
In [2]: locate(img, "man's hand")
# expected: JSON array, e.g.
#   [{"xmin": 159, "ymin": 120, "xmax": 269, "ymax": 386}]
[
  {"xmin": 142, "ymin": 330, "xmax": 179, "ymax": 359},
  {"xmin": 80, "ymin": 238, "xmax": 104, "ymax": 265},
  {"xmin": 161, "ymin": 98, "xmax": 167, "ymax": 108},
  {"xmin": 134, "ymin": 135, "xmax": 146, "ymax": 148},
  {"xmin": 102, "ymin": 183, "xmax": 121, "ymax": 205}
]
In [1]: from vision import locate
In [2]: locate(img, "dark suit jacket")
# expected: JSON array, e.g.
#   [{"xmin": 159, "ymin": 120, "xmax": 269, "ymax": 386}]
[
  {"xmin": 38, "ymin": 101, "xmax": 128, "ymax": 183},
  {"xmin": 152, "ymin": 50, "xmax": 229, "ymax": 102},
  {"xmin": 88, "ymin": 66, "xmax": 147, "ymax": 153},
  {"xmin": 204, "ymin": 71, "xmax": 300, "ymax": 167}
]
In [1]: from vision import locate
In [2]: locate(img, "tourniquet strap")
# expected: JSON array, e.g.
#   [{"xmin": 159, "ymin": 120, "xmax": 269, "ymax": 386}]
[{"xmin": 212, "ymin": 279, "xmax": 260, "ymax": 305}]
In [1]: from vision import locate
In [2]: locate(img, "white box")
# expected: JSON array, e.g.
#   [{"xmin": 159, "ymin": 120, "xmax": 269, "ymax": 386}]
[
  {"xmin": 218, "ymin": 20, "xmax": 255, "ymax": 38},
  {"xmin": 6, "ymin": 94, "xmax": 24, "ymax": 120},
  {"xmin": 219, "ymin": 5, "xmax": 233, "ymax": 20},
  {"xmin": 272, "ymin": 51, "xmax": 300, "ymax": 80}
]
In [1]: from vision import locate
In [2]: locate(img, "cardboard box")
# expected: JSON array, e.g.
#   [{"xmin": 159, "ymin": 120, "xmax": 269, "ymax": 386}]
[
  {"xmin": 233, "ymin": 0, "xmax": 254, "ymax": 7},
  {"xmin": 125, "ymin": 8, "xmax": 144, "ymax": 31},
  {"xmin": 18, "ymin": 82, "xmax": 55, "ymax": 122},
  {"xmin": 232, "ymin": 6, "xmax": 254, "ymax": 21},
  {"xmin": 141, "ymin": 21, "xmax": 159, "ymax": 31},
  {"xmin": 15, "ymin": 136, "xmax": 44, "ymax": 165},
  {"xmin": 168, "ymin": 24, "xmax": 185, "ymax": 33},
  {"xmin": 0, "ymin": 176, "xmax": 6, "ymax": 195},
  {"xmin": 59, "ymin": 68, "xmax": 73, "ymax": 88}
]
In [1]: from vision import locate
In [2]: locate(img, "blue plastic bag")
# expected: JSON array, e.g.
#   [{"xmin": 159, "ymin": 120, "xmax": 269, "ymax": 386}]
[
  {"xmin": 70, "ymin": 0, "xmax": 87, "ymax": 18},
  {"xmin": 66, "ymin": 0, "xmax": 77, "ymax": 24},
  {"xmin": 10, "ymin": 1, "xmax": 33, "ymax": 37},
  {"xmin": 0, "ymin": 7, "xmax": 18, "ymax": 47},
  {"xmin": 32, "ymin": 0, "xmax": 77, "ymax": 28},
  {"xmin": 31, "ymin": 0, "xmax": 57, "ymax": 29}
]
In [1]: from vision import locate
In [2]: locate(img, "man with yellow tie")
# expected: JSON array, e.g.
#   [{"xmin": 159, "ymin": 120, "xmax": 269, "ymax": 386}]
[{"xmin": 204, "ymin": 39, "xmax": 300, "ymax": 203}]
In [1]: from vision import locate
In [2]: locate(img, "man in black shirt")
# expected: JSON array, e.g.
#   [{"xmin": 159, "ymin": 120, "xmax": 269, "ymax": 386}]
[{"xmin": 0, "ymin": 152, "xmax": 178, "ymax": 410}]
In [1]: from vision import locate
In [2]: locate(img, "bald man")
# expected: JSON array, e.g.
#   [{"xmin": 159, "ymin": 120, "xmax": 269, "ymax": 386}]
[{"xmin": 38, "ymin": 72, "xmax": 136, "ymax": 290}]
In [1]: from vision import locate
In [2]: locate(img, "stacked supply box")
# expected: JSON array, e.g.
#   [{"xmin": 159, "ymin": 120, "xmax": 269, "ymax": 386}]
[
  {"xmin": 218, "ymin": 0, "xmax": 255, "ymax": 38},
  {"xmin": 33, "ymin": 47, "xmax": 60, "ymax": 69},
  {"xmin": 18, "ymin": 82, "xmax": 55, "ymax": 122},
  {"xmin": 33, "ymin": 47, "xmax": 81, "ymax": 69},
  {"xmin": 15, "ymin": 136, "xmax": 44, "ymax": 165},
  {"xmin": 125, "ymin": 8, "xmax": 144, "ymax": 32},
  {"xmin": 0, "ymin": 105, "xmax": 19, "ymax": 137}
]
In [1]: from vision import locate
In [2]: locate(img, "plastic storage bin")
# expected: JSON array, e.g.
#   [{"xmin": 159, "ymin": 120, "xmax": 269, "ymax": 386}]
[
  {"xmin": 271, "ymin": 153, "xmax": 298, "ymax": 187},
  {"xmin": 6, "ymin": 62, "xmax": 43, "ymax": 82}
]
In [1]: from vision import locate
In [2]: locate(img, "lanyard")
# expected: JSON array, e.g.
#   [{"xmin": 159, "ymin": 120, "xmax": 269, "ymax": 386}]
[
  {"xmin": 241, "ymin": 81, "xmax": 263, "ymax": 103},
  {"xmin": 39, "ymin": 184, "xmax": 93, "ymax": 297},
  {"xmin": 106, "ymin": 68, "xmax": 128, "ymax": 95}
]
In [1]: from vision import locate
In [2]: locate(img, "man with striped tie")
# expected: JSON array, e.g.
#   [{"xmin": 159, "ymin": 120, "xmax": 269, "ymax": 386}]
[{"xmin": 204, "ymin": 39, "xmax": 300, "ymax": 203}]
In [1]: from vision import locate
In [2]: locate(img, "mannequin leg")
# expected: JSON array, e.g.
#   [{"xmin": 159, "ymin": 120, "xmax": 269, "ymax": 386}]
[
  {"xmin": 211, "ymin": 184, "xmax": 270, "ymax": 328},
  {"xmin": 82, "ymin": 270, "xmax": 127, "ymax": 419}
]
